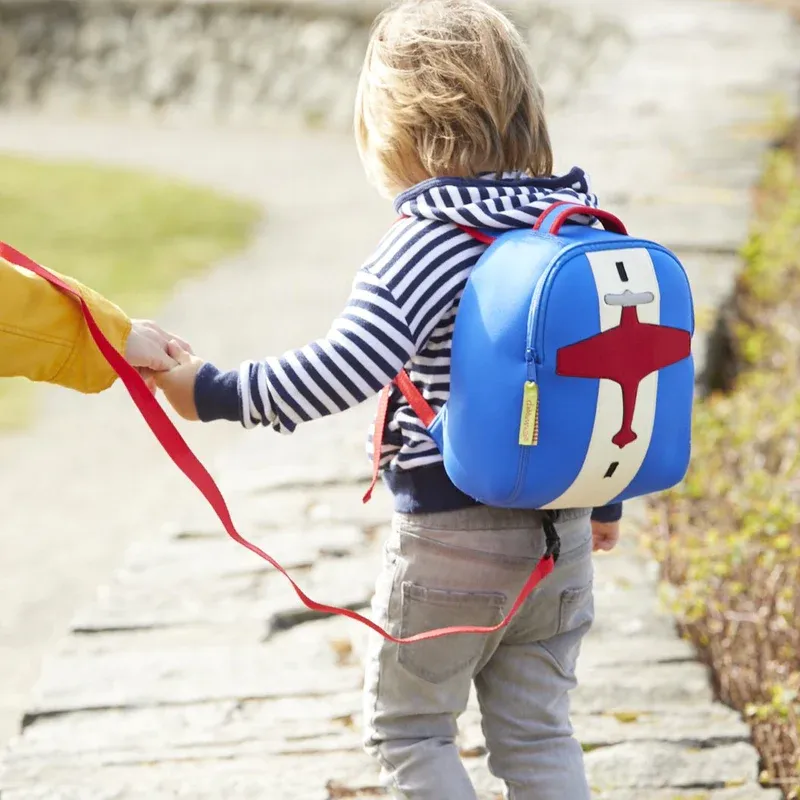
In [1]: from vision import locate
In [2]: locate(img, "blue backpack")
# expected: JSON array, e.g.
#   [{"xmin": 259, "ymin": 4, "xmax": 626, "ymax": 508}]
[{"xmin": 367, "ymin": 202, "xmax": 695, "ymax": 511}]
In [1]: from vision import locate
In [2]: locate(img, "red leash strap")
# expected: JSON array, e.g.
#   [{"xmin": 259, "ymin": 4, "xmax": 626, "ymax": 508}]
[{"xmin": 2, "ymin": 241, "xmax": 556, "ymax": 642}]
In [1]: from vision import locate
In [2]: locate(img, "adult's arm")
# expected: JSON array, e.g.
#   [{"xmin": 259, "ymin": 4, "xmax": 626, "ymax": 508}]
[{"xmin": 0, "ymin": 257, "xmax": 130, "ymax": 394}]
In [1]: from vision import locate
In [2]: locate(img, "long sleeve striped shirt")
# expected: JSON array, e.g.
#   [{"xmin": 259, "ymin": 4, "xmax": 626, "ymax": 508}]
[{"xmin": 195, "ymin": 168, "xmax": 622, "ymax": 522}]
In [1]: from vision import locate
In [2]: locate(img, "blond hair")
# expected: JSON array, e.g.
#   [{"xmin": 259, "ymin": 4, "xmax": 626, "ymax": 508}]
[{"xmin": 355, "ymin": 0, "xmax": 553, "ymax": 198}]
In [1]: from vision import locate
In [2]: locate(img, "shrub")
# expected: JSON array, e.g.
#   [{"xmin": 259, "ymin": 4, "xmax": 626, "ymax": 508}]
[{"xmin": 651, "ymin": 141, "xmax": 800, "ymax": 797}]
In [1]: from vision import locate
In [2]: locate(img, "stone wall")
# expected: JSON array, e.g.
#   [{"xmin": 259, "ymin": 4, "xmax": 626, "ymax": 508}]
[{"xmin": 0, "ymin": 0, "xmax": 629, "ymax": 126}]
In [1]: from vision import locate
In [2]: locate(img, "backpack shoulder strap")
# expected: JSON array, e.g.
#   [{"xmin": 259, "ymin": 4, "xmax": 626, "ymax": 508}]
[
  {"xmin": 362, "ymin": 370, "xmax": 437, "ymax": 503},
  {"xmin": 363, "ymin": 218, "xmax": 499, "ymax": 503}
]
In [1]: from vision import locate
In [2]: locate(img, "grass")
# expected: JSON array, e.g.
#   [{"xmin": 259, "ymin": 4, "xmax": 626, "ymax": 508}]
[
  {"xmin": 649, "ymin": 130, "xmax": 800, "ymax": 798},
  {"xmin": 0, "ymin": 153, "xmax": 260, "ymax": 427}
]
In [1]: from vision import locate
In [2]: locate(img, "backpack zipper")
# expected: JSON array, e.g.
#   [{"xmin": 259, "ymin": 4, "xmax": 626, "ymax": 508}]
[
  {"xmin": 519, "ymin": 349, "xmax": 539, "ymax": 447},
  {"xmin": 511, "ymin": 243, "xmax": 590, "ymax": 502},
  {"xmin": 517, "ymin": 260, "xmax": 551, "ymax": 454},
  {"xmin": 529, "ymin": 264, "xmax": 560, "ymax": 367}
]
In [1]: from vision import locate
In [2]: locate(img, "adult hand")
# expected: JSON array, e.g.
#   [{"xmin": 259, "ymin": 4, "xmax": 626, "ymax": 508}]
[{"xmin": 125, "ymin": 320, "xmax": 192, "ymax": 372}]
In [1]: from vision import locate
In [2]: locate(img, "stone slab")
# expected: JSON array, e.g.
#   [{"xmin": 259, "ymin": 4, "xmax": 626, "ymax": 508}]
[
  {"xmin": 1, "ymin": 752, "xmax": 380, "ymax": 800},
  {"xmin": 572, "ymin": 662, "xmax": 715, "ymax": 713},
  {"xmin": 595, "ymin": 790, "xmax": 783, "ymax": 800},
  {"xmin": 9, "ymin": 698, "xmax": 748, "ymax": 768},
  {"xmin": 27, "ymin": 617, "xmax": 366, "ymax": 717},
  {"xmin": 71, "ymin": 548, "xmax": 380, "ymax": 634},
  {"xmin": 585, "ymin": 741, "xmax": 761, "ymax": 791}
]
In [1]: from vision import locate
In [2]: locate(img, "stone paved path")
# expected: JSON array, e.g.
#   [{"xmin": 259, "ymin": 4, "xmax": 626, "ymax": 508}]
[{"xmin": 1, "ymin": 0, "xmax": 799, "ymax": 797}]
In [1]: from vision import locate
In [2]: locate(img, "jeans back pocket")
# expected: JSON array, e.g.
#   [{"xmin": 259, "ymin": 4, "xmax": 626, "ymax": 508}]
[
  {"xmin": 543, "ymin": 582, "xmax": 595, "ymax": 675},
  {"xmin": 398, "ymin": 581, "xmax": 506, "ymax": 684},
  {"xmin": 557, "ymin": 583, "xmax": 594, "ymax": 636}
]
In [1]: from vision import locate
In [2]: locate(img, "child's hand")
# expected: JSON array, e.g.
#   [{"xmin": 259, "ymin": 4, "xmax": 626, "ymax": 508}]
[
  {"xmin": 154, "ymin": 342, "xmax": 205, "ymax": 421},
  {"xmin": 592, "ymin": 520, "xmax": 620, "ymax": 552}
]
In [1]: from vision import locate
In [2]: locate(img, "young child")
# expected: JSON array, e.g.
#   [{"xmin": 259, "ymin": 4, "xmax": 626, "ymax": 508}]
[{"xmin": 157, "ymin": 1, "xmax": 621, "ymax": 796}]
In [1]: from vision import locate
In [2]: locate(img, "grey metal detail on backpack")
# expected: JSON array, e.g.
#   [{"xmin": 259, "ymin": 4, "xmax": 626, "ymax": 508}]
[{"xmin": 603, "ymin": 289, "xmax": 655, "ymax": 307}]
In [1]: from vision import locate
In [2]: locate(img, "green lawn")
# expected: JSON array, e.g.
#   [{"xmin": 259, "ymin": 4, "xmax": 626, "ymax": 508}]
[{"xmin": 0, "ymin": 153, "xmax": 260, "ymax": 427}]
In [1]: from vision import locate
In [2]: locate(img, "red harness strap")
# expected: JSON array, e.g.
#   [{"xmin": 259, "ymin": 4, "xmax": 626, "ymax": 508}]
[{"xmin": 1, "ymin": 238, "xmax": 557, "ymax": 643}]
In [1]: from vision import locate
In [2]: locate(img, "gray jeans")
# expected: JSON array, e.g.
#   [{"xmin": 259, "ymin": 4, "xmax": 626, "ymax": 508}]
[{"xmin": 362, "ymin": 505, "xmax": 594, "ymax": 800}]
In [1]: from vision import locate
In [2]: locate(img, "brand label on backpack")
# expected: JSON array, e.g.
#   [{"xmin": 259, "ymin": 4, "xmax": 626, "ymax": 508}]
[{"xmin": 519, "ymin": 381, "xmax": 539, "ymax": 446}]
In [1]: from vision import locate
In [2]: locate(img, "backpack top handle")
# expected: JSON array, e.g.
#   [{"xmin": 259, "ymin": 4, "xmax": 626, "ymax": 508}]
[{"xmin": 533, "ymin": 202, "xmax": 628, "ymax": 237}]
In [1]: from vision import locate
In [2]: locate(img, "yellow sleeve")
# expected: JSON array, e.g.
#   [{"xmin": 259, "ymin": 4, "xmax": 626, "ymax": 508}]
[{"xmin": 0, "ymin": 257, "xmax": 132, "ymax": 394}]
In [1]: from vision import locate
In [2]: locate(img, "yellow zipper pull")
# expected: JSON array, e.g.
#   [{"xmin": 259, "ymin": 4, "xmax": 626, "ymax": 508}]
[{"xmin": 519, "ymin": 380, "xmax": 539, "ymax": 446}]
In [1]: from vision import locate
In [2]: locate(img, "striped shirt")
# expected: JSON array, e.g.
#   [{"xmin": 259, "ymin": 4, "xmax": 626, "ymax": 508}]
[{"xmin": 195, "ymin": 167, "xmax": 621, "ymax": 521}]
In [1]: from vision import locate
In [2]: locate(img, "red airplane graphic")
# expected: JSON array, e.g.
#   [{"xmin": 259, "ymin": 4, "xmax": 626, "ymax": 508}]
[{"xmin": 556, "ymin": 305, "xmax": 691, "ymax": 448}]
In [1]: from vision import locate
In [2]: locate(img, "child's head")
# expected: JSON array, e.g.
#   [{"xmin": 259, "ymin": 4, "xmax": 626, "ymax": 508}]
[{"xmin": 355, "ymin": 0, "xmax": 552, "ymax": 198}]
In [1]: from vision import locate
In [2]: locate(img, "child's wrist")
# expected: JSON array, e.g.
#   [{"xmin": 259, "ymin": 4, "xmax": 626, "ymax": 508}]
[
  {"xmin": 590, "ymin": 503, "xmax": 622, "ymax": 523},
  {"xmin": 193, "ymin": 363, "xmax": 241, "ymax": 423}
]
